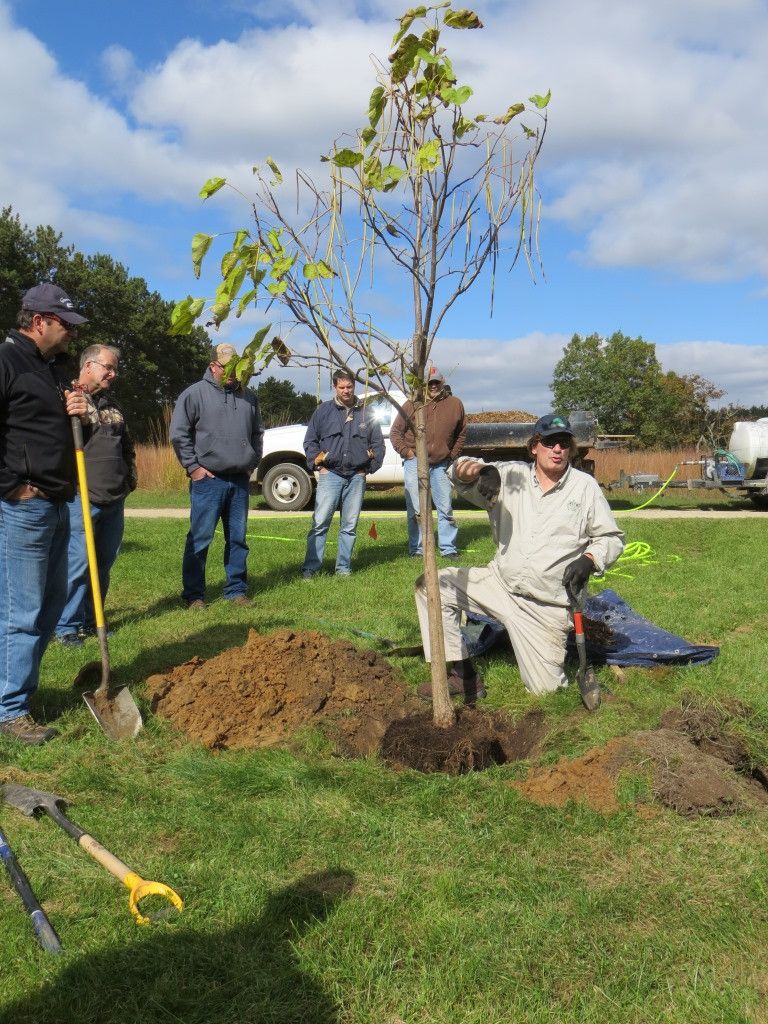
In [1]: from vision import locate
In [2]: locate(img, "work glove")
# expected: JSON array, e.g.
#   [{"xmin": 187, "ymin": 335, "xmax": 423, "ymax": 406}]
[
  {"xmin": 476, "ymin": 465, "xmax": 502, "ymax": 506},
  {"xmin": 562, "ymin": 554, "xmax": 595, "ymax": 598}
]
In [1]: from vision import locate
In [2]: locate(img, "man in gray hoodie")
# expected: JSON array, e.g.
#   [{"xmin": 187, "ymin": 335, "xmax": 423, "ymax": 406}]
[{"xmin": 170, "ymin": 344, "xmax": 263, "ymax": 608}]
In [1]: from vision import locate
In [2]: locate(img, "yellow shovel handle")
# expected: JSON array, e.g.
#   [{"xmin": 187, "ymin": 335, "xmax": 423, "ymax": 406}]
[{"xmin": 79, "ymin": 835, "xmax": 183, "ymax": 925}]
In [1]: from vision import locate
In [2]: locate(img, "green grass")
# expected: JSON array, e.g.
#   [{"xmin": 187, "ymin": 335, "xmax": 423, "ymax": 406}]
[{"xmin": 2, "ymin": 515, "xmax": 768, "ymax": 1023}]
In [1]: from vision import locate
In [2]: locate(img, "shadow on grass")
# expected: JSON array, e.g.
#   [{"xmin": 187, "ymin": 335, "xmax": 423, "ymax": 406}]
[{"xmin": 2, "ymin": 868, "xmax": 356, "ymax": 1024}]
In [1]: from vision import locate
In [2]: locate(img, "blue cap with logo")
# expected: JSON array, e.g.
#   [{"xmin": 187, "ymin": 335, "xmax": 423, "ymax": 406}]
[
  {"xmin": 533, "ymin": 413, "xmax": 573, "ymax": 439},
  {"xmin": 22, "ymin": 283, "xmax": 88, "ymax": 325}
]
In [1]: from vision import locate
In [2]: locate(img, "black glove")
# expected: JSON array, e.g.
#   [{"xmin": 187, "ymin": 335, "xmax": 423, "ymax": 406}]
[
  {"xmin": 563, "ymin": 554, "xmax": 594, "ymax": 597},
  {"xmin": 476, "ymin": 465, "xmax": 502, "ymax": 505}
]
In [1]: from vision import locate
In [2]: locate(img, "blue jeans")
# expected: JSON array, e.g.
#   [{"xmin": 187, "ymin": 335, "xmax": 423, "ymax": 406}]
[
  {"xmin": 0, "ymin": 497, "xmax": 70, "ymax": 723},
  {"xmin": 403, "ymin": 458, "xmax": 458, "ymax": 556},
  {"xmin": 182, "ymin": 474, "xmax": 250, "ymax": 602},
  {"xmin": 302, "ymin": 471, "xmax": 366, "ymax": 575},
  {"xmin": 55, "ymin": 496, "xmax": 125, "ymax": 637}
]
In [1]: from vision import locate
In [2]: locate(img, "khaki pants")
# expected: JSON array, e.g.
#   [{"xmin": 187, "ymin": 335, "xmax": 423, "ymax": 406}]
[{"xmin": 415, "ymin": 566, "xmax": 571, "ymax": 696}]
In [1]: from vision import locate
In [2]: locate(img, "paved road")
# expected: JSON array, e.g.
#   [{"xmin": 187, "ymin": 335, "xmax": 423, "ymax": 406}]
[{"xmin": 125, "ymin": 507, "xmax": 766, "ymax": 520}]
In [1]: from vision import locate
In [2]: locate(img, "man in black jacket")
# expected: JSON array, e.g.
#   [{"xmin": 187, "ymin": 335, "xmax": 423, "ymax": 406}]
[
  {"xmin": 55, "ymin": 345, "xmax": 136, "ymax": 646},
  {"xmin": 0, "ymin": 283, "xmax": 89, "ymax": 745}
]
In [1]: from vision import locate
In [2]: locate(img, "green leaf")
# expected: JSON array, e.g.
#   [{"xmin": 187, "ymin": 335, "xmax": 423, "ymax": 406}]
[
  {"xmin": 421, "ymin": 27, "xmax": 440, "ymax": 49},
  {"xmin": 520, "ymin": 123, "xmax": 536, "ymax": 138},
  {"xmin": 361, "ymin": 127, "xmax": 377, "ymax": 148},
  {"xmin": 191, "ymin": 233, "xmax": 214, "ymax": 279},
  {"xmin": 267, "ymin": 229, "xmax": 284, "ymax": 255},
  {"xmin": 303, "ymin": 262, "xmax": 320, "ymax": 281},
  {"xmin": 440, "ymin": 84, "xmax": 473, "ymax": 105},
  {"xmin": 169, "ymin": 296, "xmax": 194, "ymax": 336},
  {"xmin": 244, "ymin": 325, "xmax": 271, "ymax": 355},
  {"xmin": 389, "ymin": 33, "xmax": 421, "ymax": 83},
  {"xmin": 382, "ymin": 165, "xmax": 405, "ymax": 183},
  {"xmin": 189, "ymin": 298, "xmax": 205, "ymax": 319},
  {"xmin": 528, "ymin": 89, "xmax": 551, "ymax": 109},
  {"xmin": 199, "ymin": 176, "xmax": 226, "ymax": 199},
  {"xmin": 236, "ymin": 289, "xmax": 257, "ymax": 317},
  {"xmin": 270, "ymin": 254, "xmax": 296, "ymax": 279},
  {"xmin": 303, "ymin": 261, "xmax": 335, "ymax": 280},
  {"xmin": 368, "ymin": 85, "xmax": 386, "ymax": 129},
  {"xmin": 414, "ymin": 47, "xmax": 440, "ymax": 65},
  {"xmin": 267, "ymin": 281, "xmax": 288, "ymax": 296},
  {"xmin": 266, "ymin": 156, "xmax": 283, "ymax": 183},
  {"xmin": 210, "ymin": 300, "xmax": 231, "ymax": 327},
  {"xmin": 416, "ymin": 138, "xmax": 441, "ymax": 171},
  {"xmin": 233, "ymin": 229, "xmax": 249, "ymax": 249},
  {"xmin": 443, "ymin": 8, "xmax": 483, "ymax": 29},
  {"xmin": 392, "ymin": 6, "xmax": 427, "ymax": 45},
  {"xmin": 250, "ymin": 268, "xmax": 267, "ymax": 288},
  {"xmin": 332, "ymin": 149, "xmax": 364, "ymax": 168},
  {"xmin": 455, "ymin": 116, "xmax": 476, "ymax": 138},
  {"xmin": 315, "ymin": 260, "xmax": 334, "ymax": 279},
  {"xmin": 222, "ymin": 263, "xmax": 247, "ymax": 301},
  {"xmin": 493, "ymin": 102, "xmax": 525, "ymax": 125},
  {"xmin": 220, "ymin": 249, "xmax": 240, "ymax": 278},
  {"xmin": 271, "ymin": 336, "xmax": 291, "ymax": 366}
]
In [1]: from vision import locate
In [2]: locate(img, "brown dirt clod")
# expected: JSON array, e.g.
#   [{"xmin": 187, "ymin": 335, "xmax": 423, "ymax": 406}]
[{"xmin": 147, "ymin": 628, "xmax": 422, "ymax": 757}]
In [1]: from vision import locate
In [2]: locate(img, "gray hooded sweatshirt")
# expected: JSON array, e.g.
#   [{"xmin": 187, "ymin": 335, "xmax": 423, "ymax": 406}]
[{"xmin": 170, "ymin": 368, "xmax": 264, "ymax": 476}]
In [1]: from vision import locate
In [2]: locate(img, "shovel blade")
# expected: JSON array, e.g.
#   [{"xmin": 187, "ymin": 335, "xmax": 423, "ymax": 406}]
[
  {"xmin": 578, "ymin": 665, "xmax": 601, "ymax": 713},
  {"xmin": 2, "ymin": 783, "xmax": 65, "ymax": 816},
  {"xmin": 82, "ymin": 687, "xmax": 142, "ymax": 740}
]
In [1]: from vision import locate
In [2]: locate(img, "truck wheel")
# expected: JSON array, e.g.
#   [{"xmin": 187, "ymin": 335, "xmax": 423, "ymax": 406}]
[
  {"xmin": 749, "ymin": 494, "xmax": 768, "ymax": 511},
  {"xmin": 261, "ymin": 463, "xmax": 314, "ymax": 511}
]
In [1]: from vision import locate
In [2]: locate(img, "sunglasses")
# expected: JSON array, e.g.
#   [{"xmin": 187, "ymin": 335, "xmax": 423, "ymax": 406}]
[
  {"xmin": 539, "ymin": 434, "xmax": 572, "ymax": 449},
  {"xmin": 44, "ymin": 313, "xmax": 77, "ymax": 331}
]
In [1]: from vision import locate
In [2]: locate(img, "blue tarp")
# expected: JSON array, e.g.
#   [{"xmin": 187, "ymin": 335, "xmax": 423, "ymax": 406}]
[{"xmin": 463, "ymin": 588, "xmax": 719, "ymax": 667}]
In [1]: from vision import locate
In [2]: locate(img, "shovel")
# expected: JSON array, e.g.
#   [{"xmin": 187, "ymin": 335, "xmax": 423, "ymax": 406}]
[
  {"xmin": 0, "ymin": 823, "xmax": 62, "ymax": 953},
  {"xmin": 565, "ymin": 580, "xmax": 601, "ymax": 712},
  {"xmin": 3, "ymin": 783, "xmax": 183, "ymax": 926},
  {"xmin": 70, "ymin": 415, "xmax": 142, "ymax": 739}
]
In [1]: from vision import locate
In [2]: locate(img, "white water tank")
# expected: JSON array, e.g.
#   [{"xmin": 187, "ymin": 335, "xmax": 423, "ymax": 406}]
[{"xmin": 727, "ymin": 419, "xmax": 768, "ymax": 479}]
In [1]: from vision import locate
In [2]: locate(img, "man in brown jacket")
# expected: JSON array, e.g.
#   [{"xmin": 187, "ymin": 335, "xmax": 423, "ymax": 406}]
[{"xmin": 390, "ymin": 366, "xmax": 466, "ymax": 556}]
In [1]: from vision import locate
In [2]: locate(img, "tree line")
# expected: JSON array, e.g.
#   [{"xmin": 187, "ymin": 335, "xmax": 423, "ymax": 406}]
[{"xmin": 551, "ymin": 331, "xmax": 753, "ymax": 449}]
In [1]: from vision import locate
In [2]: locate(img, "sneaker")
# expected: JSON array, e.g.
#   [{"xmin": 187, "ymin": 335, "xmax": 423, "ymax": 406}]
[
  {"xmin": 335, "ymin": 570, "xmax": 351, "ymax": 577},
  {"xmin": 186, "ymin": 599, "xmax": 206, "ymax": 610},
  {"xmin": 55, "ymin": 632, "xmax": 83, "ymax": 648},
  {"xmin": 440, "ymin": 550, "xmax": 459, "ymax": 558},
  {"xmin": 416, "ymin": 670, "xmax": 486, "ymax": 703},
  {"xmin": 227, "ymin": 595, "xmax": 251, "ymax": 607},
  {"xmin": 0, "ymin": 714, "xmax": 58, "ymax": 746}
]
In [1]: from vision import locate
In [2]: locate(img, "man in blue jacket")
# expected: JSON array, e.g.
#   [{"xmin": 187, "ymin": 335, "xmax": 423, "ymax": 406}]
[
  {"xmin": 301, "ymin": 369, "xmax": 384, "ymax": 579},
  {"xmin": 170, "ymin": 344, "xmax": 263, "ymax": 608}
]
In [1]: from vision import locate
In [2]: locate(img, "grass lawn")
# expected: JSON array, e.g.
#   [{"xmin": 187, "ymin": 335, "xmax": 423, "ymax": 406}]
[{"xmin": 2, "ymin": 513, "xmax": 768, "ymax": 1023}]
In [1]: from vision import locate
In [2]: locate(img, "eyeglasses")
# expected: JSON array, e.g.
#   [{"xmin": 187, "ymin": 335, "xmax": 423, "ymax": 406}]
[
  {"xmin": 89, "ymin": 358, "xmax": 118, "ymax": 376},
  {"xmin": 43, "ymin": 313, "xmax": 77, "ymax": 332},
  {"xmin": 539, "ymin": 434, "xmax": 572, "ymax": 449}
]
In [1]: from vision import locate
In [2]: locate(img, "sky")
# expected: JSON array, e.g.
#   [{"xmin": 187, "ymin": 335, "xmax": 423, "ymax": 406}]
[{"xmin": 2, "ymin": 0, "xmax": 767, "ymax": 413}]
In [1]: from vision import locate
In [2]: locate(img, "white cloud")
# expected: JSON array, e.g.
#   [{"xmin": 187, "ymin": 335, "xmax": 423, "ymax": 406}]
[{"xmin": 657, "ymin": 340, "xmax": 768, "ymax": 407}]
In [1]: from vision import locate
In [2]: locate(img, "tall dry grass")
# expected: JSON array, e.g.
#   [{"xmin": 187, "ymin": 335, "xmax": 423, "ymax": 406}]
[
  {"xmin": 134, "ymin": 404, "xmax": 187, "ymax": 490},
  {"xmin": 591, "ymin": 446, "xmax": 705, "ymax": 485}
]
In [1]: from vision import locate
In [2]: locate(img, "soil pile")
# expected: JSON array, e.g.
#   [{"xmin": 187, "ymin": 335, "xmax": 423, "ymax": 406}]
[
  {"xmin": 381, "ymin": 708, "xmax": 546, "ymax": 775},
  {"xmin": 466, "ymin": 410, "xmax": 536, "ymax": 424},
  {"xmin": 514, "ymin": 698, "xmax": 768, "ymax": 817},
  {"xmin": 147, "ymin": 628, "xmax": 422, "ymax": 756}
]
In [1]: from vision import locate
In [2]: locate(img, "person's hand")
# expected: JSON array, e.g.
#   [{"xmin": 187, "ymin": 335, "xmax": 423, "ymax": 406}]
[
  {"xmin": 476, "ymin": 465, "xmax": 502, "ymax": 505},
  {"xmin": 454, "ymin": 457, "xmax": 483, "ymax": 483},
  {"xmin": 563, "ymin": 554, "xmax": 595, "ymax": 597},
  {"xmin": 64, "ymin": 388, "xmax": 89, "ymax": 423},
  {"xmin": 405, "ymin": 449, "xmax": 415, "ymax": 460},
  {"xmin": 7, "ymin": 483, "xmax": 47, "ymax": 500},
  {"xmin": 314, "ymin": 451, "xmax": 327, "ymax": 465},
  {"xmin": 190, "ymin": 467, "xmax": 214, "ymax": 482}
]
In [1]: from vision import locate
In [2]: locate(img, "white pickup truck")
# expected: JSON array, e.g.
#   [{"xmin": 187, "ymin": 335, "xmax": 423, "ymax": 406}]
[{"xmin": 252, "ymin": 391, "xmax": 597, "ymax": 511}]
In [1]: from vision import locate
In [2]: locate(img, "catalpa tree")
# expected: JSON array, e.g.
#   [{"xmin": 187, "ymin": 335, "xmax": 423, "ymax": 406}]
[{"xmin": 171, "ymin": 3, "xmax": 549, "ymax": 728}]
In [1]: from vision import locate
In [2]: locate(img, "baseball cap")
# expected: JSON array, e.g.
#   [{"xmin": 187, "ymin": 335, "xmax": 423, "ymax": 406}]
[
  {"xmin": 533, "ymin": 413, "xmax": 574, "ymax": 439},
  {"xmin": 426, "ymin": 366, "xmax": 444, "ymax": 384},
  {"xmin": 213, "ymin": 343, "xmax": 237, "ymax": 365},
  {"xmin": 22, "ymin": 283, "xmax": 87, "ymax": 325}
]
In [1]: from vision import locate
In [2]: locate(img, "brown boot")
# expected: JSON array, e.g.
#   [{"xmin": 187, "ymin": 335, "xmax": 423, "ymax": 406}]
[{"xmin": 0, "ymin": 714, "xmax": 58, "ymax": 746}]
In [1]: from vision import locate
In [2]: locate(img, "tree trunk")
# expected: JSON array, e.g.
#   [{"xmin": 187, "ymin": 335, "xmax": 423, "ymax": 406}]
[{"xmin": 413, "ymin": 402, "xmax": 456, "ymax": 730}]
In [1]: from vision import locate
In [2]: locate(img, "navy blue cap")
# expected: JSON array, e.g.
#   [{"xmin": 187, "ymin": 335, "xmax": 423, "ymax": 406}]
[{"xmin": 533, "ymin": 413, "xmax": 573, "ymax": 439}]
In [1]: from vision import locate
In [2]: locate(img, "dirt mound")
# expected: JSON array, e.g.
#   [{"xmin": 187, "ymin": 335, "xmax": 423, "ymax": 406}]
[
  {"xmin": 514, "ymin": 697, "xmax": 768, "ymax": 817},
  {"xmin": 466, "ymin": 410, "xmax": 536, "ymax": 424},
  {"xmin": 381, "ymin": 708, "xmax": 546, "ymax": 775},
  {"xmin": 147, "ymin": 628, "xmax": 421, "ymax": 757}
]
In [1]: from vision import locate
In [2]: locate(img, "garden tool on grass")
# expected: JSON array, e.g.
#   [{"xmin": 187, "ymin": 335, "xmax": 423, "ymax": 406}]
[
  {"xmin": 70, "ymin": 414, "xmax": 142, "ymax": 740},
  {"xmin": 2, "ymin": 784, "xmax": 183, "ymax": 926},
  {"xmin": 0, "ymin": 823, "xmax": 62, "ymax": 953},
  {"xmin": 565, "ymin": 580, "xmax": 601, "ymax": 712}
]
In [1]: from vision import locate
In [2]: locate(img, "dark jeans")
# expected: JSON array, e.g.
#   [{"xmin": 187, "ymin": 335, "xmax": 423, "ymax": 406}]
[{"xmin": 182, "ymin": 474, "xmax": 249, "ymax": 602}]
